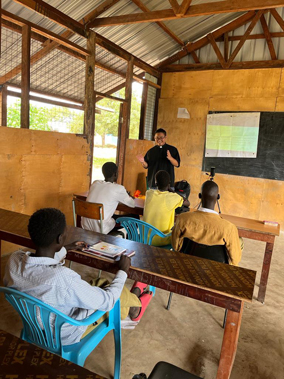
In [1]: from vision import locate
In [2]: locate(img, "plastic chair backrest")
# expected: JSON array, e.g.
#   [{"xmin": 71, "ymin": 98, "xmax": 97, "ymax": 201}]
[
  {"xmin": 0, "ymin": 287, "xmax": 75, "ymax": 354},
  {"xmin": 181, "ymin": 238, "xmax": 229, "ymax": 264},
  {"xmin": 116, "ymin": 217, "xmax": 171, "ymax": 245},
  {"xmin": 72, "ymin": 197, "xmax": 104, "ymax": 233}
]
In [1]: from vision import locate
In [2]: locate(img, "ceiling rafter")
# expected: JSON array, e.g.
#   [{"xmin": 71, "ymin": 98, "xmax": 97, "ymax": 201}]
[
  {"xmin": 86, "ymin": 0, "xmax": 284, "ymax": 28},
  {"xmin": 160, "ymin": 8, "xmax": 284, "ymax": 72},
  {"xmin": 162, "ymin": 60, "xmax": 284, "ymax": 72},
  {"xmin": 156, "ymin": 11, "xmax": 256, "ymax": 68},
  {"xmin": 168, "ymin": 0, "xmax": 179, "ymax": 15},
  {"xmin": 260, "ymin": 13, "xmax": 277, "ymax": 60},
  {"xmin": 207, "ymin": 33, "xmax": 227, "ymax": 68},
  {"xmin": 177, "ymin": 1, "xmax": 193, "ymax": 17},
  {"xmin": 13, "ymin": 0, "xmax": 86, "ymax": 36},
  {"xmin": 131, "ymin": 0, "xmax": 184, "ymax": 46},
  {"xmin": 226, "ymin": 10, "xmax": 264, "ymax": 67}
]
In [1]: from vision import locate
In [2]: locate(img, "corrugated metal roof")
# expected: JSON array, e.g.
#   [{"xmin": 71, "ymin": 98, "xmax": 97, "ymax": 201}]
[{"xmin": 2, "ymin": 1, "xmax": 284, "ymax": 99}]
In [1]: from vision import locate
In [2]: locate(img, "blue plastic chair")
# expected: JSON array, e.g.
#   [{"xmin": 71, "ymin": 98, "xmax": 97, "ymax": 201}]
[
  {"xmin": 0, "ymin": 287, "xmax": 121, "ymax": 378},
  {"xmin": 116, "ymin": 217, "xmax": 172, "ymax": 296}
]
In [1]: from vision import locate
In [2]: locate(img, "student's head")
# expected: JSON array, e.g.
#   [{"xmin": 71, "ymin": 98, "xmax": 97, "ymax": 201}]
[
  {"xmin": 28, "ymin": 208, "xmax": 67, "ymax": 250},
  {"xmin": 154, "ymin": 128, "xmax": 167, "ymax": 146},
  {"xmin": 199, "ymin": 181, "xmax": 220, "ymax": 210},
  {"xmin": 155, "ymin": 170, "xmax": 170, "ymax": 191},
  {"xmin": 102, "ymin": 162, "xmax": 118, "ymax": 182}
]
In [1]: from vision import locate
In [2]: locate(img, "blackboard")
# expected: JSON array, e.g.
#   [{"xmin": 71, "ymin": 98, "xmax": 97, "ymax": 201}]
[{"xmin": 202, "ymin": 112, "xmax": 284, "ymax": 181}]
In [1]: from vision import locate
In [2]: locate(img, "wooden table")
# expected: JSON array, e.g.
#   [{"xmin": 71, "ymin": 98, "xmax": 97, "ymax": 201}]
[
  {"xmin": 74, "ymin": 192, "xmax": 280, "ymax": 303},
  {"xmin": 0, "ymin": 329, "xmax": 106, "ymax": 378},
  {"xmin": 0, "ymin": 208, "xmax": 256, "ymax": 379}
]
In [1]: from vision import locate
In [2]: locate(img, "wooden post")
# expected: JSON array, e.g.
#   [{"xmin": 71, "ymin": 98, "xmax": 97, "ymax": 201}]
[
  {"xmin": 84, "ymin": 31, "xmax": 96, "ymax": 185},
  {"xmin": 21, "ymin": 24, "xmax": 31, "ymax": 129},
  {"xmin": 152, "ymin": 76, "xmax": 162, "ymax": 139},
  {"xmin": 217, "ymin": 302, "xmax": 244, "ymax": 379},
  {"xmin": 139, "ymin": 82, "xmax": 148, "ymax": 140},
  {"xmin": 1, "ymin": 84, "xmax": 7, "ymax": 126},
  {"xmin": 117, "ymin": 56, "xmax": 133, "ymax": 184}
]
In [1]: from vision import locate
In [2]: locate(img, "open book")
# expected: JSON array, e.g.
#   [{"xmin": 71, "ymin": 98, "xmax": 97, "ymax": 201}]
[{"xmin": 83, "ymin": 241, "xmax": 135, "ymax": 260}]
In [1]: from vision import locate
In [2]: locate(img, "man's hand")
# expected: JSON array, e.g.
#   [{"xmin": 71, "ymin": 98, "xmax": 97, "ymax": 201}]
[
  {"xmin": 167, "ymin": 150, "xmax": 179, "ymax": 167},
  {"xmin": 136, "ymin": 153, "xmax": 145, "ymax": 163},
  {"xmin": 136, "ymin": 154, "xmax": 148, "ymax": 168},
  {"xmin": 117, "ymin": 255, "xmax": 131, "ymax": 274},
  {"xmin": 65, "ymin": 241, "xmax": 88, "ymax": 252}
]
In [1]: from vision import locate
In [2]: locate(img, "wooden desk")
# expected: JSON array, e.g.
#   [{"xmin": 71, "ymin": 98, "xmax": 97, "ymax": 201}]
[
  {"xmin": 0, "ymin": 329, "xmax": 106, "ymax": 378},
  {"xmin": 0, "ymin": 208, "xmax": 256, "ymax": 379},
  {"xmin": 74, "ymin": 191, "xmax": 144, "ymax": 216},
  {"xmin": 74, "ymin": 192, "xmax": 280, "ymax": 303}
]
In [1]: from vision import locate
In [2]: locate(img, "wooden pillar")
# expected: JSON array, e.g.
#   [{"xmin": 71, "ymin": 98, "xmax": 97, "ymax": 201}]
[
  {"xmin": 117, "ymin": 56, "xmax": 133, "ymax": 184},
  {"xmin": 21, "ymin": 24, "xmax": 31, "ymax": 129},
  {"xmin": 1, "ymin": 84, "xmax": 7, "ymax": 126},
  {"xmin": 152, "ymin": 76, "xmax": 162, "ymax": 139},
  {"xmin": 84, "ymin": 31, "xmax": 96, "ymax": 185},
  {"xmin": 139, "ymin": 82, "xmax": 148, "ymax": 140}
]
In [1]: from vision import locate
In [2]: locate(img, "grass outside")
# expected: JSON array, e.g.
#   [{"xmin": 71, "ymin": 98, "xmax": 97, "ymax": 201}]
[{"xmin": 93, "ymin": 156, "xmax": 116, "ymax": 167}]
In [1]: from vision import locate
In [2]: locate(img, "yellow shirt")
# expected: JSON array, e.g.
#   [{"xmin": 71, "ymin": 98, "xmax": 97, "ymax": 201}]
[
  {"xmin": 171, "ymin": 211, "xmax": 242, "ymax": 265},
  {"xmin": 143, "ymin": 189, "xmax": 183, "ymax": 246}
]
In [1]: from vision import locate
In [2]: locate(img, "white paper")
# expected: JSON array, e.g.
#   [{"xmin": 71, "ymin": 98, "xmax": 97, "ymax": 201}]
[{"xmin": 177, "ymin": 108, "xmax": 190, "ymax": 119}]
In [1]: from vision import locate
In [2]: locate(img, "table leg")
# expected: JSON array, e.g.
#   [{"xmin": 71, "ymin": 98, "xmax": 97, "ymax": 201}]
[
  {"xmin": 258, "ymin": 239, "xmax": 274, "ymax": 303},
  {"xmin": 216, "ymin": 302, "xmax": 244, "ymax": 379}
]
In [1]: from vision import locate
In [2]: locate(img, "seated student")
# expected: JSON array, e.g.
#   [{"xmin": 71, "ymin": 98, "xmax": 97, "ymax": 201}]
[
  {"xmin": 143, "ymin": 170, "xmax": 186, "ymax": 246},
  {"xmin": 171, "ymin": 181, "xmax": 242, "ymax": 265},
  {"xmin": 4, "ymin": 208, "xmax": 142, "ymax": 346},
  {"xmin": 82, "ymin": 162, "xmax": 135, "ymax": 234}
]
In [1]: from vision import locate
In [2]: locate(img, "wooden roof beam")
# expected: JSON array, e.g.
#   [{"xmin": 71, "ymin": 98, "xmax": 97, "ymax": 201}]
[
  {"xmin": 177, "ymin": 1, "xmax": 193, "ymax": 17},
  {"xmin": 226, "ymin": 10, "xmax": 264, "ymax": 67},
  {"xmin": 260, "ymin": 13, "xmax": 277, "ymax": 60},
  {"xmin": 162, "ymin": 59, "xmax": 284, "ymax": 71},
  {"xmin": 87, "ymin": 0, "xmax": 284, "ymax": 28},
  {"xmin": 131, "ymin": 0, "xmax": 184, "ymax": 46},
  {"xmin": 2, "ymin": 10, "xmax": 89, "ymax": 56},
  {"xmin": 168, "ymin": 0, "xmax": 179, "ymax": 15},
  {"xmin": 207, "ymin": 33, "xmax": 227, "ymax": 68},
  {"xmin": 157, "ymin": 11, "xmax": 256, "ymax": 68},
  {"xmin": 12, "ymin": 0, "xmax": 86, "ymax": 37}
]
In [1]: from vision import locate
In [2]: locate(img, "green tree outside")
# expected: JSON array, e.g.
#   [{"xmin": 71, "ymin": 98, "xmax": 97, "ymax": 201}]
[{"xmin": 7, "ymin": 85, "xmax": 141, "ymax": 141}]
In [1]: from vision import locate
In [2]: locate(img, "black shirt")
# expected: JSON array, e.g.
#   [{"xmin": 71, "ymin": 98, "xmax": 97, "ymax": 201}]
[{"xmin": 144, "ymin": 143, "xmax": 180, "ymax": 188}]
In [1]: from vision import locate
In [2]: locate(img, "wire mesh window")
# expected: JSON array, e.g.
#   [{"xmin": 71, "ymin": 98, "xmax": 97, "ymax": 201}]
[
  {"xmin": 144, "ymin": 73, "xmax": 158, "ymax": 141},
  {"xmin": 95, "ymin": 45, "xmax": 127, "ymax": 97}
]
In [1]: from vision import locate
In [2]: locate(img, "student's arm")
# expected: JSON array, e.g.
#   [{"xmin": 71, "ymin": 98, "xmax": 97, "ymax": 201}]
[
  {"xmin": 69, "ymin": 256, "xmax": 131, "ymax": 312},
  {"xmin": 117, "ymin": 185, "xmax": 136, "ymax": 207},
  {"xmin": 225, "ymin": 225, "xmax": 242, "ymax": 266}
]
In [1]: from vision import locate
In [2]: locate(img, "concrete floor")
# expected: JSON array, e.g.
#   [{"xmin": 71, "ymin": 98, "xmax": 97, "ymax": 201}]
[{"xmin": 1, "ymin": 234, "xmax": 283, "ymax": 379}]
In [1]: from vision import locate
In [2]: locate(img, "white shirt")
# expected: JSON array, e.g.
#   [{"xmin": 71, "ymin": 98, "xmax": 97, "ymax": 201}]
[
  {"xmin": 4, "ymin": 250, "xmax": 127, "ymax": 345},
  {"xmin": 198, "ymin": 206, "xmax": 219, "ymax": 215},
  {"xmin": 82, "ymin": 180, "xmax": 135, "ymax": 234}
]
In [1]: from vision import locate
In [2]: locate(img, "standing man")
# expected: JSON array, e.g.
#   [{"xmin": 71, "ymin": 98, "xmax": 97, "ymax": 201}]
[{"xmin": 137, "ymin": 128, "xmax": 180, "ymax": 189}]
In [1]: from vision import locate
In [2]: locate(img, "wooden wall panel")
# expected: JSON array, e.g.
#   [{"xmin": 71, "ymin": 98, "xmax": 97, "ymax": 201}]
[
  {"xmin": 209, "ymin": 97, "xmax": 277, "ymax": 112},
  {"xmin": 157, "ymin": 68, "xmax": 284, "ymax": 228},
  {"xmin": 211, "ymin": 69, "xmax": 281, "ymax": 99},
  {"xmin": 161, "ymin": 71, "xmax": 214, "ymax": 99},
  {"xmin": 0, "ymin": 128, "xmax": 90, "ymax": 254},
  {"xmin": 123, "ymin": 139, "xmax": 154, "ymax": 195},
  {"xmin": 0, "ymin": 127, "xmax": 32, "ymax": 154}
]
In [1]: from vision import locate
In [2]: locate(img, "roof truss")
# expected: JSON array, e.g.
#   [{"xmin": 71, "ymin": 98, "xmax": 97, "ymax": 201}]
[
  {"xmin": 160, "ymin": 9, "xmax": 284, "ymax": 72},
  {"xmin": 86, "ymin": 0, "xmax": 284, "ymax": 28}
]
